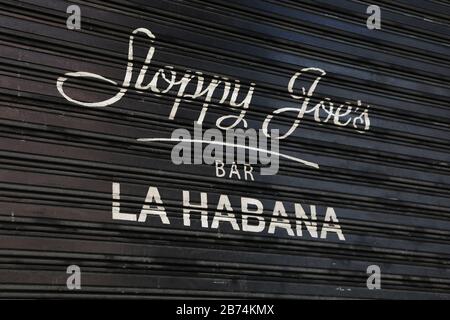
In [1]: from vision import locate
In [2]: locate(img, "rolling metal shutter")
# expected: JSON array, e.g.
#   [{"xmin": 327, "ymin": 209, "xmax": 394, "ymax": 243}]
[{"xmin": 0, "ymin": 0, "xmax": 450, "ymax": 299}]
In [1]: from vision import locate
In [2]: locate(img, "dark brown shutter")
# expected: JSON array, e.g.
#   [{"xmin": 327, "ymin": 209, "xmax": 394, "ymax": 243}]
[{"xmin": 0, "ymin": 0, "xmax": 449, "ymax": 298}]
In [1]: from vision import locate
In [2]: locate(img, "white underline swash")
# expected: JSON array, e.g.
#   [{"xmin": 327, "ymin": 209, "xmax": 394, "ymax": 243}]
[{"xmin": 137, "ymin": 138, "xmax": 319, "ymax": 169}]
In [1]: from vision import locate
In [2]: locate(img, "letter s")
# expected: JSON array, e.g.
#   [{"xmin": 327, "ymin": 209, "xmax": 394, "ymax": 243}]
[{"xmin": 56, "ymin": 27, "xmax": 156, "ymax": 108}]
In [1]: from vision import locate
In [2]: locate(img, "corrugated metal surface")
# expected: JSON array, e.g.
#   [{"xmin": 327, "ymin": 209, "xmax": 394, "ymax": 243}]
[{"xmin": 0, "ymin": 0, "xmax": 449, "ymax": 299}]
